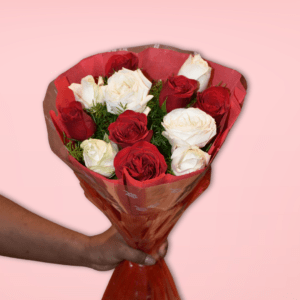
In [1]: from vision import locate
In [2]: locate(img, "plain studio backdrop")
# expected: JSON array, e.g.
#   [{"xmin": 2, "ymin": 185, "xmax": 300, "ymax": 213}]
[{"xmin": 0, "ymin": 1, "xmax": 299, "ymax": 299}]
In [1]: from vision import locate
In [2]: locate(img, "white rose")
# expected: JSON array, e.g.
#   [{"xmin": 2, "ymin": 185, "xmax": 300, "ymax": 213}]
[
  {"xmin": 142, "ymin": 106, "xmax": 151, "ymax": 116},
  {"xmin": 178, "ymin": 54, "xmax": 212, "ymax": 92},
  {"xmin": 80, "ymin": 138, "xmax": 118, "ymax": 177},
  {"xmin": 69, "ymin": 75, "xmax": 104, "ymax": 109},
  {"xmin": 102, "ymin": 68, "xmax": 153, "ymax": 114},
  {"xmin": 162, "ymin": 107, "xmax": 216, "ymax": 151},
  {"xmin": 171, "ymin": 145, "xmax": 210, "ymax": 176}
]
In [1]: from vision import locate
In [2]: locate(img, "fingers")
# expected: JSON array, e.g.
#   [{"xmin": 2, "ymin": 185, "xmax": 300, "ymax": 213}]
[
  {"xmin": 118, "ymin": 240, "xmax": 168, "ymax": 265},
  {"xmin": 91, "ymin": 263, "xmax": 119, "ymax": 272},
  {"xmin": 158, "ymin": 240, "xmax": 168, "ymax": 258},
  {"xmin": 151, "ymin": 240, "xmax": 168, "ymax": 260},
  {"xmin": 119, "ymin": 246, "xmax": 156, "ymax": 266}
]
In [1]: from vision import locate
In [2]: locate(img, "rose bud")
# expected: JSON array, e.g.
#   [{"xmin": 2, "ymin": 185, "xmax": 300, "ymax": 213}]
[
  {"xmin": 105, "ymin": 53, "xmax": 138, "ymax": 77},
  {"xmin": 161, "ymin": 107, "xmax": 216, "ymax": 152},
  {"xmin": 114, "ymin": 141, "xmax": 167, "ymax": 181},
  {"xmin": 108, "ymin": 110, "xmax": 153, "ymax": 149},
  {"xmin": 58, "ymin": 101, "xmax": 96, "ymax": 141},
  {"xmin": 80, "ymin": 138, "xmax": 118, "ymax": 178},
  {"xmin": 171, "ymin": 145, "xmax": 210, "ymax": 176},
  {"xmin": 159, "ymin": 75, "xmax": 198, "ymax": 113},
  {"xmin": 194, "ymin": 86, "xmax": 230, "ymax": 126},
  {"xmin": 178, "ymin": 54, "xmax": 212, "ymax": 92}
]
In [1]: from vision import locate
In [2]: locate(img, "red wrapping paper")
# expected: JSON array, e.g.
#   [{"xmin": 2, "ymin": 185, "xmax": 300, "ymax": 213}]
[{"xmin": 43, "ymin": 44, "xmax": 247, "ymax": 299}]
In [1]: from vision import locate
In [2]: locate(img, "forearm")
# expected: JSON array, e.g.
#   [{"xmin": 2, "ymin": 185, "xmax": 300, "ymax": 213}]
[{"xmin": 0, "ymin": 194, "xmax": 88, "ymax": 267}]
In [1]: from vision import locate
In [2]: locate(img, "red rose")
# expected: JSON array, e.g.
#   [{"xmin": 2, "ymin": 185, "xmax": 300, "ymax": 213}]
[
  {"xmin": 159, "ymin": 75, "xmax": 198, "ymax": 113},
  {"xmin": 108, "ymin": 110, "xmax": 153, "ymax": 149},
  {"xmin": 105, "ymin": 53, "xmax": 139, "ymax": 77},
  {"xmin": 59, "ymin": 101, "xmax": 96, "ymax": 141},
  {"xmin": 114, "ymin": 141, "xmax": 167, "ymax": 181},
  {"xmin": 194, "ymin": 86, "xmax": 230, "ymax": 126}
]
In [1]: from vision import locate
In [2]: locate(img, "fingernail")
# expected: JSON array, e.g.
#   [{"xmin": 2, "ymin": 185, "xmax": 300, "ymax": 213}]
[{"xmin": 145, "ymin": 255, "xmax": 156, "ymax": 266}]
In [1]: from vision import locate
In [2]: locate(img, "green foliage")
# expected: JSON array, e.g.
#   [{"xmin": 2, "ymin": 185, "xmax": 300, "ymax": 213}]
[
  {"xmin": 103, "ymin": 76, "xmax": 108, "ymax": 85},
  {"xmin": 84, "ymin": 103, "xmax": 118, "ymax": 141},
  {"xmin": 64, "ymin": 139, "xmax": 84, "ymax": 164},
  {"xmin": 185, "ymin": 94, "xmax": 198, "ymax": 108},
  {"xmin": 201, "ymin": 142, "xmax": 213, "ymax": 153},
  {"xmin": 115, "ymin": 103, "xmax": 128, "ymax": 115},
  {"xmin": 147, "ymin": 80, "xmax": 174, "ymax": 175},
  {"xmin": 110, "ymin": 174, "xmax": 118, "ymax": 180}
]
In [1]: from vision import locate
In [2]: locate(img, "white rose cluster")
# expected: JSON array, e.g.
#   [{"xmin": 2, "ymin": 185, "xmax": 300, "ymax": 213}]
[
  {"xmin": 162, "ymin": 107, "xmax": 216, "ymax": 175},
  {"xmin": 69, "ymin": 68, "xmax": 153, "ymax": 114}
]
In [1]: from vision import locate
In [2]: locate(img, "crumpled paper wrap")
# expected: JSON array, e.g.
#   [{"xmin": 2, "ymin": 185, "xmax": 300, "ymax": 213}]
[{"xmin": 43, "ymin": 44, "xmax": 247, "ymax": 300}]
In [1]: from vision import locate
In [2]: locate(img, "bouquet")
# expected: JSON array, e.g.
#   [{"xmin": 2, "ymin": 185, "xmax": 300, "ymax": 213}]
[{"xmin": 43, "ymin": 44, "xmax": 247, "ymax": 299}]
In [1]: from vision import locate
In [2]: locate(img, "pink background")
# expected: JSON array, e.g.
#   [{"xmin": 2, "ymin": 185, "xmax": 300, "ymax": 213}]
[{"xmin": 0, "ymin": 0, "xmax": 299, "ymax": 299}]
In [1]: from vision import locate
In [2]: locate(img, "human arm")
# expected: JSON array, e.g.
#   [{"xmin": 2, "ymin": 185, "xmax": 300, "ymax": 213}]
[{"xmin": 0, "ymin": 194, "xmax": 167, "ymax": 271}]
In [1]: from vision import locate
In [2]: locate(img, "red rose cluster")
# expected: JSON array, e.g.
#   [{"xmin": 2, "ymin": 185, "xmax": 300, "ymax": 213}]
[
  {"xmin": 159, "ymin": 76, "xmax": 230, "ymax": 128},
  {"xmin": 108, "ymin": 110, "xmax": 163, "ymax": 181}
]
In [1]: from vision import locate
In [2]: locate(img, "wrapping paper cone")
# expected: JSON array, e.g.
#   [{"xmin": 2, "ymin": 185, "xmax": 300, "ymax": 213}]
[
  {"xmin": 76, "ymin": 166, "xmax": 211, "ymax": 299},
  {"xmin": 43, "ymin": 44, "xmax": 247, "ymax": 299}
]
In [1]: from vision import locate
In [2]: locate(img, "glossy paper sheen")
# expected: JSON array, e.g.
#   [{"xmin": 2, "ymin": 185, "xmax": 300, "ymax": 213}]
[{"xmin": 44, "ymin": 44, "xmax": 247, "ymax": 299}]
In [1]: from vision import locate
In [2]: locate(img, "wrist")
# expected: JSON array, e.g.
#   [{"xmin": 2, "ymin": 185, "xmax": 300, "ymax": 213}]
[{"xmin": 69, "ymin": 233, "xmax": 92, "ymax": 268}]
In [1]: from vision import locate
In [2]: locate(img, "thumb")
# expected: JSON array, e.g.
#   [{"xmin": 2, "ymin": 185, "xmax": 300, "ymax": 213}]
[{"xmin": 120, "ymin": 246, "xmax": 156, "ymax": 266}]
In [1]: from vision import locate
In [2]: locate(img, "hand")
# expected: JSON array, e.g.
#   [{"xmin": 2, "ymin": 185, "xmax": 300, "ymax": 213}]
[
  {"xmin": 83, "ymin": 226, "xmax": 168, "ymax": 271},
  {"xmin": 0, "ymin": 194, "xmax": 168, "ymax": 272}
]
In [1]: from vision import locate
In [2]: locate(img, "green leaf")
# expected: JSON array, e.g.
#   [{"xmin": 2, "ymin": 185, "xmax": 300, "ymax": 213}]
[
  {"xmin": 103, "ymin": 133, "xmax": 110, "ymax": 143},
  {"xmin": 161, "ymin": 98, "xmax": 167, "ymax": 114},
  {"xmin": 103, "ymin": 76, "xmax": 108, "ymax": 85},
  {"xmin": 186, "ymin": 94, "xmax": 198, "ymax": 108},
  {"xmin": 201, "ymin": 142, "xmax": 213, "ymax": 153}
]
